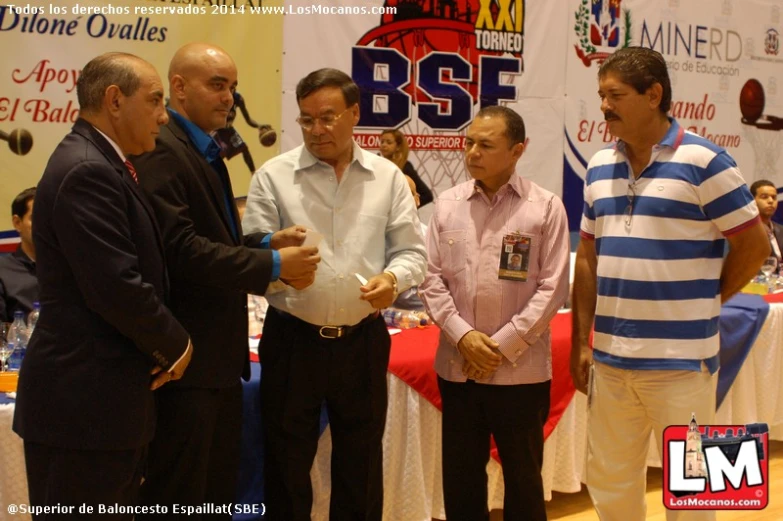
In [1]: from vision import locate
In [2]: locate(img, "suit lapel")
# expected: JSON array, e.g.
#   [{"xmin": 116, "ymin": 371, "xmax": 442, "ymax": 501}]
[
  {"xmin": 73, "ymin": 120, "xmax": 170, "ymax": 283},
  {"xmin": 167, "ymin": 120, "xmax": 240, "ymax": 245}
]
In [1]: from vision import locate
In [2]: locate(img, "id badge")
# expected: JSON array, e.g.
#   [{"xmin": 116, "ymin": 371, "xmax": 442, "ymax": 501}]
[{"xmin": 498, "ymin": 233, "xmax": 532, "ymax": 281}]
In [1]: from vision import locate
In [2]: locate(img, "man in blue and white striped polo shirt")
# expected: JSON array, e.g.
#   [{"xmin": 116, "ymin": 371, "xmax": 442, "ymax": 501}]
[{"xmin": 571, "ymin": 47, "xmax": 769, "ymax": 521}]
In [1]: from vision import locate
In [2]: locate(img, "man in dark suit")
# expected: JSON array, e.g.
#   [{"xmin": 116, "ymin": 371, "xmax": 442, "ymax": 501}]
[
  {"xmin": 751, "ymin": 179, "xmax": 782, "ymax": 265},
  {"xmin": 133, "ymin": 43, "xmax": 320, "ymax": 518},
  {"xmin": 12, "ymin": 52, "xmax": 193, "ymax": 519}
]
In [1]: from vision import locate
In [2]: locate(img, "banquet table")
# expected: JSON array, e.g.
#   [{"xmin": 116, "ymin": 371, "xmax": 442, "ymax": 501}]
[
  {"xmin": 248, "ymin": 296, "xmax": 783, "ymax": 520},
  {"xmin": 2, "ymin": 298, "xmax": 783, "ymax": 521}
]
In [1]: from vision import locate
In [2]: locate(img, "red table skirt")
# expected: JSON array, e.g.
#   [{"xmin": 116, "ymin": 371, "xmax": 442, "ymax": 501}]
[
  {"xmin": 763, "ymin": 292, "xmax": 783, "ymax": 304},
  {"xmin": 250, "ymin": 312, "xmax": 576, "ymax": 461},
  {"xmin": 387, "ymin": 312, "xmax": 575, "ymax": 444}
]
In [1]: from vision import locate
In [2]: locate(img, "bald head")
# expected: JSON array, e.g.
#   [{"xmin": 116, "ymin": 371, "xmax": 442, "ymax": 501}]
[
  {"xmin": 168, "ymin": 43, "xmax": 234, "ymax": 81},
  {"xmin": 168, "ymin": 43, "xmax": 238, "ymax": 133}
]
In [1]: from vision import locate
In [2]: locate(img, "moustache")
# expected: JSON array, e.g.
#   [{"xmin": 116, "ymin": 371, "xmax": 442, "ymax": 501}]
[{"xmin": 604, "ymin": 112, "xmax": 620, "ymax": 121}]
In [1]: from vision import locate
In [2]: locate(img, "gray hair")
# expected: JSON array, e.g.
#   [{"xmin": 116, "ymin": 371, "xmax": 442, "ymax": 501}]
[{"xmin": 77, "ymin": 53, "xmax": 144, "ymax": 114}]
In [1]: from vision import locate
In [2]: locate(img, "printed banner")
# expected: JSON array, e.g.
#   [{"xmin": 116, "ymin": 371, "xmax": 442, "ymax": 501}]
[
  {"xmin": 563, "ymin": 0, "xmax": 783, "ymax": 229},
  {"xmin": 0, "ymin": 0, "xmax": 283, "ymax": 244},
  {"xmin": 281, "ymin": 0, "xmax": 570, "ymax": 223}
]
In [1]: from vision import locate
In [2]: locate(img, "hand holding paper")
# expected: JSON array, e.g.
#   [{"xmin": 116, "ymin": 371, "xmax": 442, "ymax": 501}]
[
  {"xmin": 270, "ymin": 225, "xmax": 307, "ymax": 249},
  {"xmin": 302, "ymin": 229, "xmax": 324, "ymax": 248}
]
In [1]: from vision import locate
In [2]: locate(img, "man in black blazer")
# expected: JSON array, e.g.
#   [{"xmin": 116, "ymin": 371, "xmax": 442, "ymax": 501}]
[
  {"xmin": 13, "ymin": 53, "xmax": 192, "ymax": 519},
  {"xmin": 751, "ymin": 179, "xmax": 782, "ymax": 265},
  {"xmin": 133, "ymin": 42, "xmax": 320, "ymax": 518}
]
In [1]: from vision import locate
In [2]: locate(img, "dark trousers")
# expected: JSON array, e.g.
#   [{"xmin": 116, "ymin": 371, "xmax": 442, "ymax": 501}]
[
  {"xmin": 260, "ymin": 308, "xmax": 390, "ymax": 521},
  {"xmin": 438, "ymin": 377, "xmax": 551, "ymax": 521},
  {"xmin": 139, "ymin": 383, "xmax": 243, "ymax": 520},
  {"xmin": 24, "ymin": 441, "xmax": 146, "ymax": 520}
]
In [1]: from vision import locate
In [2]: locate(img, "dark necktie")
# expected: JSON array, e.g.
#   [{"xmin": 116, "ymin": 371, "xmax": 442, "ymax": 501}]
[{"xmin": 124, "ymin": 160, "xmax": 139, "ymax": 185}]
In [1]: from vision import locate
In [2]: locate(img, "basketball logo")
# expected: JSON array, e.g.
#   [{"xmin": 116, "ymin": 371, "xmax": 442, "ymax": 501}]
[{"xmin": 740, "ymin": 79, "xmax": 765, "ymax": 123}]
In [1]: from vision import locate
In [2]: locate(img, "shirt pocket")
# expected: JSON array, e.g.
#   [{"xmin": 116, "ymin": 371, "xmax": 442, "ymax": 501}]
[
  {"xmin": 350, "ymin": 213, "xmax": 387, "ymax": 253},
  {"xmin": 438, "ymin": 229, "xmax": 467, "ymax": 278},
  {"xmin": 505, "ymin": 221, "xmax": 543, "ymax": 279}
]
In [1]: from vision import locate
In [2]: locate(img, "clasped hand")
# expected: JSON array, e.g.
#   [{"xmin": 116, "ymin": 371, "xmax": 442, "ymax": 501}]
[{"xmin": 457, "ymin": 330, "xmax": 502, "ymax": 380}]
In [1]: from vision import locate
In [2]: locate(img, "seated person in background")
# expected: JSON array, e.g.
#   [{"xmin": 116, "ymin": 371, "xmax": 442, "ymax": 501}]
[
  {"xmin": 380, "ymin": 129, "xmax": 434, "ymax": 207},
  {"xmin": 0, "ymin": 187, "xmax": 38, "ymax": 322},
  {"xmin": 751, "ymin": 179, "xmax": 782, "ymax": 265},
  {"xmin": 394, "ymin": 175, "xmax": 427, "ymax": 311}
]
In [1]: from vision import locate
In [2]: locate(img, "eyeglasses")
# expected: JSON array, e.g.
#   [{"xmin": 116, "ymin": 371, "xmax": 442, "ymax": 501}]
[
  {"xmin": 296, "ymin": 108, "xmax": 351, "ymax": 131},
  {"xmin": 625, "ymin": 182, "xmax": 636, "ymax": 227}
]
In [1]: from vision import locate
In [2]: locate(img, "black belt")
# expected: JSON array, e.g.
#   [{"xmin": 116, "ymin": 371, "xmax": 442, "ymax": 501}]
[{"xmin": 272, "ymin": 308, "xmax": 379, "ymax": 340}]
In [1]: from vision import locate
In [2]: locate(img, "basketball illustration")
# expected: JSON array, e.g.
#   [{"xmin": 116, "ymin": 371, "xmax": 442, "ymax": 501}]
[
  {"xmin": 740, "ymin": 79, "xmax": 765, "ymax": 123},
  {"xmin": 357, "ymin": 0, "xmax": 520, "ymax": 102},
  {"xmin": 0, "ymin": 128, "xmax": 33, "ymax": 156}
]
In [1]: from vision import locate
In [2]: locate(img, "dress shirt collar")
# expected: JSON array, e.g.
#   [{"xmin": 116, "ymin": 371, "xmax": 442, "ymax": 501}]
[
  {"xmin": 168, "ymin": 108, "xmax": 221, "ymax": 163},
  {"xmin": 93, "ymin": 126, "xmax": 127, "ymax": 163},
  {"xmin": 295, "ymin": 140, "xmax": 372, "ymax": 174},
  {"xmin": 467, "ymin": 173, "xmax": 525, "ymax": 201}
]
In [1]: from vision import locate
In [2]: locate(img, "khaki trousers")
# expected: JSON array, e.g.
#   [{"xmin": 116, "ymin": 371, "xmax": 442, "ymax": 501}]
[{"xmin": 586, "ymin": 361, "xmax": 717, "ymax": 521}]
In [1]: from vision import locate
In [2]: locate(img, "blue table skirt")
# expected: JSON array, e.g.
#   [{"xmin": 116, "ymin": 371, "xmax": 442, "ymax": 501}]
[
  {"xmin": 717, "ymin": 294, "xmax": 770, "ymax": 409},
  {"xmin": 235, "ymin": 363, "xmax": 264, "ymax": 521},
  {"xmin": 234, "ymin": 363, "xmax": 328, "ymax": 521}
]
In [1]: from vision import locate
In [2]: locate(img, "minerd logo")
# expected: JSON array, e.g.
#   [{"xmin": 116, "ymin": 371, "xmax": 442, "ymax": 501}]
[
  {"xmin": 640, "ymin": 21, "xmax": 742, "ymax": 62},
  {"xmin": 574, "ymin": 0, "xmax": 631, "ymax": 67}
]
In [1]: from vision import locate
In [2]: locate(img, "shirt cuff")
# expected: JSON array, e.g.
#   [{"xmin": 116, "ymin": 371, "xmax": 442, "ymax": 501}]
[
  {"xmin": 442, "ymin": 313, "xmax": 475, "ymax": 348},
  {"xmin": 260, "ymin": 234, "xmax": 272, "ymax": 248},
  {"xmin": 167, "ymin": 338, "xmax": 191, "ymax": 373},
  {"xmin": 385, "ymin": 265, "xmax": 412, "ymax": 293},
  {"xmin": 271, "ymin": 250, "xmax": 280, "ymax": 281},
  {"xmin": 492, "ymin": 323, "xmax": 530, "ymax": 363}
]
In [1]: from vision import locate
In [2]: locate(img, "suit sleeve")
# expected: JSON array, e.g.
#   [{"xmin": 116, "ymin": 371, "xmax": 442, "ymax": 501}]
[
  {"xmin": 52, "ymin": 161, "xmax": 188, "ymax": 369},
  {"xmin": 134, "ymin": 138, "xmax": 273, "ymax": 295}
]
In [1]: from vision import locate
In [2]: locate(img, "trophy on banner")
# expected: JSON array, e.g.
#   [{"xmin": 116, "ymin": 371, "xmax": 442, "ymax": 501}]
[{"xmin": 213, "ymin": 91, "xmax": 277, "ymax": 173}]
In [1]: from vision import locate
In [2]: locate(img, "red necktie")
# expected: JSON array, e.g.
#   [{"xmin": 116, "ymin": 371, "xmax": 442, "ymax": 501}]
[{"xmin": 124, "ymin": 160, "xmax": 139, "ymax": 185}]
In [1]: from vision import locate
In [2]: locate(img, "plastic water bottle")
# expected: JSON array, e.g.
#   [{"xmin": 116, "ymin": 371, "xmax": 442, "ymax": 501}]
[
  {"xmin": 382, "ymin": 308, "xmax": 430, "ymax": 329},
  {"xmin": 27, "ymin": 301, "xmax": 40, "ymax": 336},
  {"xmin": 7, "ymin": 310, "xmax": 28, "ymax": 371}
]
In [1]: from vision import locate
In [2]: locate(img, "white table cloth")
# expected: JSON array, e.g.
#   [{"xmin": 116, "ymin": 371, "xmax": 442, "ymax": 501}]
[{"xmin": 3, "ymin": 305, "xmax": 782, "ymax": 521}]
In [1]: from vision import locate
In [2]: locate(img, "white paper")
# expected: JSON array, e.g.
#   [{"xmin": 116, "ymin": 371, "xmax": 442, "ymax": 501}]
[
  {"xmin": 302, "ymin": 230, "xmax": 323, "ymax": 248},
  {"xmin": 265, "ymin": 280, "xmax": 288, "ymax": 295}
]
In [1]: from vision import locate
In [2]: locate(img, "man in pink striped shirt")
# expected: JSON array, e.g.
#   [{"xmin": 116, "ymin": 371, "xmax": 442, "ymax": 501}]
[{"xmin": 420, "ymin": 106, "xmax": 570, "ymax": 521}]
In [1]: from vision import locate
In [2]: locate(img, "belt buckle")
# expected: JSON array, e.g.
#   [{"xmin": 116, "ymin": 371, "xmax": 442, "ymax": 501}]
[{"xmin": 319, "ymin": 325, "xmax": 343, "ymax": 339}]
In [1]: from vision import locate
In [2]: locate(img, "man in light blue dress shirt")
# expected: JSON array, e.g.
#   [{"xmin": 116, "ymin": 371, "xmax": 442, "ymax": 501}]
[{"xmin": 243, "ymin": 68, "xmax": 426, "ymax": 521}]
